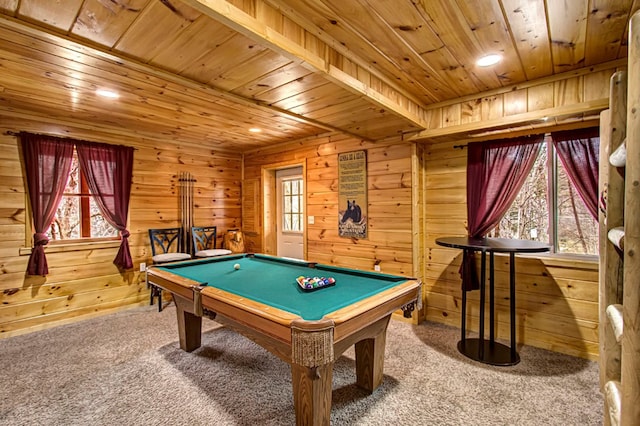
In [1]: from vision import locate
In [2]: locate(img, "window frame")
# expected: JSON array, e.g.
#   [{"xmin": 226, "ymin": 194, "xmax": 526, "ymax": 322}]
[{"xmin": 547, "ymin": 139, "xmax": 558, "ymax": 252}]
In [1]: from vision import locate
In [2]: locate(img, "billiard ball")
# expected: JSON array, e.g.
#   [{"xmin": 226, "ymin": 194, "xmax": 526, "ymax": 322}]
[{"xmin": 234, "ymin": 263, "xmax": 241, "ymax": 270}]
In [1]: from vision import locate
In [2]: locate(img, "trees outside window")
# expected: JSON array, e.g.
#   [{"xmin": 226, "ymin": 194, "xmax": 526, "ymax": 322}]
[
  {"xmin": 47, "ymin": 151, "xmax": 117, "ymax": 241},
  {"xmin": 555, "ymin": 157, "xmax": 598, "ymax": 254}
]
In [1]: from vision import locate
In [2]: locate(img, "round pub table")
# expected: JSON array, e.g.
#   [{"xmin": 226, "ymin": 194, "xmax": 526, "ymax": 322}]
[{"xmin": 435, "ymin": 237, "xmax": 550, "ymax": 366}]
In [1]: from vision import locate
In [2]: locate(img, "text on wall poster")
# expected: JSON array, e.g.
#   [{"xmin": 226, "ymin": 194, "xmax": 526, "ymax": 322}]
[{"xmin": 338, "ymin": 150, "xmax": 367, "ymax": 238}]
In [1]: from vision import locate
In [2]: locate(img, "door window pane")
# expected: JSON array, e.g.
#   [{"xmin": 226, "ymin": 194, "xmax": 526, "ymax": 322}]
[{"xmin": 282, "ymin": 178, "xmax": 303, "ymax": 232}]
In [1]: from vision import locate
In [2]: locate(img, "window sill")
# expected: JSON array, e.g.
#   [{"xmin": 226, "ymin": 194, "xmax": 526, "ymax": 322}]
[
  {"xmin": 516, "ymin": 251, "xmax": 598, "ymax": 269},
  {"xmin": 19, "ymin": 239, "xmax": 121, "ymax": 256}
]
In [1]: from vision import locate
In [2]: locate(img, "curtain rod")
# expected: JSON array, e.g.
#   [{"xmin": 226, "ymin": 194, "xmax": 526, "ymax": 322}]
[{"xmin": 3, "ymin": 130, "xmax": 137, "ymax": 150}]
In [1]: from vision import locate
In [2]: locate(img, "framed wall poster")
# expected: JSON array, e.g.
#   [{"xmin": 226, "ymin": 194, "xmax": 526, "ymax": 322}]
[{"xmin": 338, "ymin": 150, "xmax": 367, "ymax": 238}]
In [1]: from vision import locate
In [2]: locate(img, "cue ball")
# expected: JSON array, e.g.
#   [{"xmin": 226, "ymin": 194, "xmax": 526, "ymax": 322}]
[{"xmin": 234, "ymin": 263, "xmax": 240, "ymax": 270}]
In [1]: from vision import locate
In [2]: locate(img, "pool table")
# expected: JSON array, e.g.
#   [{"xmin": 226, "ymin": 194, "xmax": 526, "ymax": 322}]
[{"xmin": 146, "ymin": 253, "xmax": 420, "ymax": 426}]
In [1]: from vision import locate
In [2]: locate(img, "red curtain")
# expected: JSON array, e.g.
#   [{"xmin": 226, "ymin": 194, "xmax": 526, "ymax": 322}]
[
  {"xmin": 551, "ymin": 127, "xmax": 600, "ymax": 220},
  {"xmin": 76, "ymin": 141, "xmax": 134, "ymax": 270},
  {"xmin": 462, "ymin": 135, "xmax": 544, "ymax": 290},
  {"xmin": 21, "ymin": 133, "xmax": 74, "ymax": 275}
]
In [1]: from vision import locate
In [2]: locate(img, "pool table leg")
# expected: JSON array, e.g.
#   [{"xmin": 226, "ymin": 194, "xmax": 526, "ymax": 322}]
[
  {"xmin": 291, "ymin": 363, "xmax": 333, "ymax": 426},
  {"xmin": 173, "ymin": 296, "xmax": 202, "ymax": 352},
  {"xmin": 354, "ymin": 326, "xmax": 387, "ymax": 391}
]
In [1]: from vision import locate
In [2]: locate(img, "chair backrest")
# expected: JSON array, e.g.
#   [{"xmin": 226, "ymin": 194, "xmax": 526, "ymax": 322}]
[
  {"xmin": 148, "ymin": 227, "xmax": 184, "ymax": 256},
  {"xmin": 191, "ymin": 226, "xmax": 217, "ymax": 253}
]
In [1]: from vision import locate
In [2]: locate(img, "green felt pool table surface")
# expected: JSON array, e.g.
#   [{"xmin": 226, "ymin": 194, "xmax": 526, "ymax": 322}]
[{"xmin": 156, "ymin": 253, "xmax": 410, "ymax": 320}]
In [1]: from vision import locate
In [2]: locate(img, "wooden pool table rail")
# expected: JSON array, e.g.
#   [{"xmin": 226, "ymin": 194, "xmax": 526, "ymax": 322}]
[{"xmin": 147, "ymin": 264, "xmax": 420, "ymax": 348}]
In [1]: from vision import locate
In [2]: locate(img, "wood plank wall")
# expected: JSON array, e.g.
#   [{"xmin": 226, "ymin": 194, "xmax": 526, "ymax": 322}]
[
  {"xmin": 243, "ymin": 133, "xmax": 417, "ymax": 278},
  {"xmin": 0, "ymin": 115, "xmax": 242, "ymax": 338}
]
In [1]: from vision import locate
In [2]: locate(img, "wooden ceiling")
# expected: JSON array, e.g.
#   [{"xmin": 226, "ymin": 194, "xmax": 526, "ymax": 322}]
[{"xmin": 0, "ymin": 0, "xmax": 636, "ymax": 151}]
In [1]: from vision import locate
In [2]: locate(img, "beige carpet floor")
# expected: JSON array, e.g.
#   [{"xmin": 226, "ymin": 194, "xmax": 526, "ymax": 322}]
[{"xmin": 0, "ymin": 304, "xmax": 602, "ymax": 425}]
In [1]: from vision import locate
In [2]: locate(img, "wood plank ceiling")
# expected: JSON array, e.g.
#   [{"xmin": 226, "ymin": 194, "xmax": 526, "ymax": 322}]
[{"xmin": 0, "ymin": 0, "xmax": 636, "ymax": 151}]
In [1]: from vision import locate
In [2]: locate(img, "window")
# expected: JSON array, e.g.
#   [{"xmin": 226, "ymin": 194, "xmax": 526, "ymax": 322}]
[
  {"xmin": 281, "ymin": 178, "xmax": 303, "ymax": 232},
  {"xmin": 489, "ymin": 135, "xmax": 598, "ymax": 255},
  {"xmin": 21, "ymin": 132, "xmax": 134, "ymax": 275},
  {"xmin": 47, "ymin": 151, "xmax": 118, "ymax": 241}
]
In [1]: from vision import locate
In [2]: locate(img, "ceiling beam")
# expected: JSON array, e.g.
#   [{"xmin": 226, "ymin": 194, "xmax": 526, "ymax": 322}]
[
  {"xmin": 181, "ymin": 0, "xmax": 431, "ymax": 129},
  {"xmin": 263, "ymin": 0, "xmax": 431, "ymax": 107},
  {"xmin": 423, "ymin": 59, "xmax": 626, "ymax": 111},
  {"xmin": 410, "ymin": 98, "xmax": 609, "ymax": 142}
]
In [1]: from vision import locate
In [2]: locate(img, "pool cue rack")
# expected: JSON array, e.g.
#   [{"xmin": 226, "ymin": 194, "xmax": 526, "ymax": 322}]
[{"xmin": 179, "ymin": 171, "xmax": 196, "ymax": 255}]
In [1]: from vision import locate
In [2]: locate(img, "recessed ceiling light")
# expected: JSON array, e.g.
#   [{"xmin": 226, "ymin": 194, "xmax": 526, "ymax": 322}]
[
  {"xmin": 96, "ymin": 89, "xmax": 120, "ymax": 99},
  {"xmin": 249, "ymin": 128, "xmax": 261, "ymax": 133},
  {"xmin": 476, "ymin": 54, "xmax": 502, "ymax": 67}
]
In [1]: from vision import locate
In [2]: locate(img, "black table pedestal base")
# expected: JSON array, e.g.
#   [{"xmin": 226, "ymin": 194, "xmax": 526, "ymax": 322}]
[{"xmin": 457, "ymin": 339, "xmax": 520, "ymax": 366}]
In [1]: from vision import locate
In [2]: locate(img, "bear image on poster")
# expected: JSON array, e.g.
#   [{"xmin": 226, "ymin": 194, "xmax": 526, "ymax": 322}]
[{"xmin": 341, "ymin": 199, "xmax": 362, "ymax": 223}]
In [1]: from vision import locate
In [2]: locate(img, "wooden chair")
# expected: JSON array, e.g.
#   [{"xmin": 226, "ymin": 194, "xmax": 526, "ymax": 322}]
[
  {"xmin": 148, "ymin": 227, "xmax": 191, "ymax": 311},
  {"xmin": 191, "ymin": 226, "xmax": 232, "ymax": 258}
]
